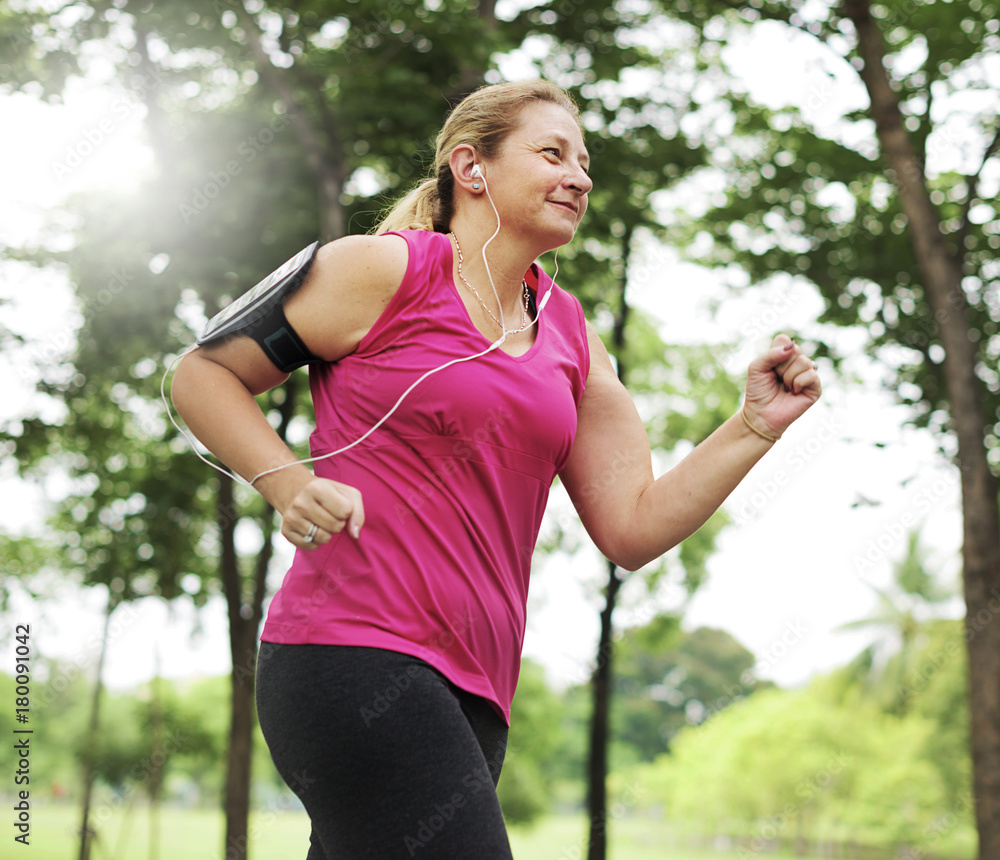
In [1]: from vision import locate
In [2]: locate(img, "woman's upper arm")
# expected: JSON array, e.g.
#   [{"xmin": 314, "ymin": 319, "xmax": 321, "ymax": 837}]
[
  {"xmin": 186, "ymin": 233, "xmax": 408, "ymax": 395},
  {"xmin": 559, "ymin": 323, "xmax": 654, "ymax": 567},
  {"xmin": 284, "ymin": 233, "xmax": 408, "ymax": 362}
]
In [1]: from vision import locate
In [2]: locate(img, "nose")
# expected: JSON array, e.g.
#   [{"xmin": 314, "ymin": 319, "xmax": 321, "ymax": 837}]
[{"xmin": 568, "ymin": 171, "xmax": 592, "ymax": 197}]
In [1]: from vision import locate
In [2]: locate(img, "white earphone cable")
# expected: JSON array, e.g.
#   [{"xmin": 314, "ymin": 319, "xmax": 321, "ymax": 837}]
[
  {"xmin": 159, "ymin": 344, "xmax": 255, "ymax": 485},
  {"xmin": 163, "ymin": 167, "xmax": 559, "ymax": 489},
  {"xmin": 477, "ymin": 169, "xmax": 507, "ymax": 336}
]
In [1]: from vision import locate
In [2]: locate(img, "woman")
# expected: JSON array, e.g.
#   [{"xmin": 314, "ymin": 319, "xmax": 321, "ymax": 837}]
[{"xmin": 171, "ymin": 79, "xmax": 820, "ymax": 858}]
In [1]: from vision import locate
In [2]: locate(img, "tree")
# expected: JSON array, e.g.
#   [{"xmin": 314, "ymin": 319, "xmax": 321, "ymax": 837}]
[
  {"xmin": 648, "ymin": 683, "xmax": 961, "ymax": 856},
  {"xmin": 496, "ymin": 658, "xmax": 564, "ymax": 826},
  {"xmin": 1, "ymin": 3, "xmax": 511, "ymax": 856},
  {"xmin": 659, "ymin": 1, "xmax": 1000, "ymax": 854},
  {"xmin": 510, "ymin": 21, "xmax": 738, "ymax": 849},
  {"xmin": 898, "ymin": 618, "xmax": 974, "ymax": 812},
  {"xmin": 837, "ymin": 529, "xmax": 955, "ymax": 714},
  {"xmin": 3, "ymin": 4, "xmax": 735, "ymax": 859},
  {"xmin": 614, "ymin": 623, "xmax": 765, "ymax": 759}
]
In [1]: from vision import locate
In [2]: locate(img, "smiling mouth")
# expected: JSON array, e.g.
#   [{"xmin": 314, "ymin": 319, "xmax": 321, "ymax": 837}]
[{"xmin": 549, "ymin": 200, "xmax": 579, "ymax": 215}]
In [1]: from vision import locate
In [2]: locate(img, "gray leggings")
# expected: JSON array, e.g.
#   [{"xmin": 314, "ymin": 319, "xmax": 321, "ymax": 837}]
[{"xmin": 255, "ymin": 642, "xmax": 512, "ymax": 859}]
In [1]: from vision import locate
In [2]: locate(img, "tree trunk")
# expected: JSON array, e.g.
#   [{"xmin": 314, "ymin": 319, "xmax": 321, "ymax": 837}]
[
  {"xmin": 586, "ymin": 561, "xmax": 622, "ymax": 860},
  {"xmin": 223, "ymin": 616, "xmax": 259, "ymax": 860},
  {"xmin": 77, "ymin": 593, "xmax": 117, "ymax": 860},
  {"xmin": 237, "ymin": 2, "xmax": 347, "ymax": 240},
  {"xmin": 845, "ymin": 3, "xmax": 1000, "ymax": 856},
  {"xmin": 218, "ymin": 473, "xmax": 254, "ymax": 860},
  {"xmin": 148, "ymin": 647, "xmax": 164, "ymax": 860},
  {"xmin": 219, "ymin": 481, "xmax": 279, "ymax": 860},
  {"xmin": 219, "ymin": 377, "xmax": 296, "ymax": 860},
  {"xmin": 586, "ymin": 228, "xmax": 634, "ymax": 860}
]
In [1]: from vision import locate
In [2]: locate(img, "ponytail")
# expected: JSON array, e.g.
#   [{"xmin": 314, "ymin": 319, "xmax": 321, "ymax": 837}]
[
  {"xmin": 375, "ymin": 161, "xmax": 456, "ymax": 235},
  {"xmin": 373, "ymin": 178, "xmax": 439, "ymax": 235}
]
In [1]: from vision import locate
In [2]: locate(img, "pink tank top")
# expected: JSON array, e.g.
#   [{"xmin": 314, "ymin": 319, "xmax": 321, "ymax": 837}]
[{"xmin": 261, "ymin": 230, "xmax": 590, "ymax": 722}]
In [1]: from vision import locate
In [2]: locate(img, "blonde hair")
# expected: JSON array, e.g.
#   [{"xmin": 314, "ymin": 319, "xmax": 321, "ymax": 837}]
[{"xmin": 374, "ymin": 80, "xmax": 582, "ymax": 235}]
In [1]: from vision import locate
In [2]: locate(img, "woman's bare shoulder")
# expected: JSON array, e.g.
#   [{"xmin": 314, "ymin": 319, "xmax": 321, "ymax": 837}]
[{"xmin": 285, "ymin": 232, "xmax": 410, "ymax": 362}]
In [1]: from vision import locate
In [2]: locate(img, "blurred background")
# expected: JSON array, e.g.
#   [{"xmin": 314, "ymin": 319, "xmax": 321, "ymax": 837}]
[{"xmin": 1, "ymin": 1, "xmax": 998, "ymax": 858}]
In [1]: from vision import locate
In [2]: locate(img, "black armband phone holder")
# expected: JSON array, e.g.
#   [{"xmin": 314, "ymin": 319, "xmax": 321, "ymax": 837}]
[{"xmin": 197, "ymin": 241, "xmax": 321, "ymax": 372}]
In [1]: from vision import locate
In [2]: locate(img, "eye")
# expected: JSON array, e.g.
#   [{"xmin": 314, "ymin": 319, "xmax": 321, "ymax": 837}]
[{"xmin": 542, "ymin": 147, "xmax": 560, "ymax": 159}]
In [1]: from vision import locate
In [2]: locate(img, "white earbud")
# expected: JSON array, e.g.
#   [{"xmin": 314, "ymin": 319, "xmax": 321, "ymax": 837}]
[{"xmin": 471, "ymin": 164, "xmax": 483, "ymax": 178}]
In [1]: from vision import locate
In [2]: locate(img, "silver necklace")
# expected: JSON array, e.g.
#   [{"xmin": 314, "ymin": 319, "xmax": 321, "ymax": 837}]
[{"xmin": 451, "ymin": 233, "xmax": 532, "ymax": 335}]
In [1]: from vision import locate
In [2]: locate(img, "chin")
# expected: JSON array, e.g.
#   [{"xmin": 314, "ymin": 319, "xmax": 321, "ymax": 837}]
[
  {"xmin": 541, "ymin": 220, "xmax": 579, "ymax": 249},
  {"xmin": 515, "ymin": 216, "xmax": 577, "ymax": 255},
  {"xmin": 534, "ymin": 236, "xmax": 572, "ymax": 257}
]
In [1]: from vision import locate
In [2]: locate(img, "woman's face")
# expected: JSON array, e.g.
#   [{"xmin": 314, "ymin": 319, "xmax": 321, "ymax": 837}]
[{"xmin": 480, "ymin": 101, "xmax": 593, "ymax": 250}]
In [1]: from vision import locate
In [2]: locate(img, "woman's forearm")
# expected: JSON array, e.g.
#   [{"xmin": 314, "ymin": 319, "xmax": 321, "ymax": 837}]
[
  {"xmin": 170, "ymin": 350, "xmax": 311, "ymax": 512},
  {"xmin": 623, "ymin": 412, "xmax": 773, "ymax": 569}
]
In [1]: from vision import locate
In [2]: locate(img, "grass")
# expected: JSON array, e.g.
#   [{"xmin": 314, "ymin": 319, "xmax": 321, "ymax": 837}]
[{"xmin": 25, "ymin": 803, "xmax": 850, "ymax": 860}]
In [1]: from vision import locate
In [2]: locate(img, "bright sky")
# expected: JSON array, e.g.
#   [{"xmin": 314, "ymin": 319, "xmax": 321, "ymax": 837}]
[{"xmin": 0, "ymin": 23, "xmax": 970, "ymax": 696}]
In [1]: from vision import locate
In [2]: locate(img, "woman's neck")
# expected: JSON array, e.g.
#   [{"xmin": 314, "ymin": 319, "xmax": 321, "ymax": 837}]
[
  {"xmin": 451, "ymin": 215, "xmax": 544, "ymax": 292},
  {"xmin": 448, "ymin": 226, "xmax": 534, "ymax": 308}
]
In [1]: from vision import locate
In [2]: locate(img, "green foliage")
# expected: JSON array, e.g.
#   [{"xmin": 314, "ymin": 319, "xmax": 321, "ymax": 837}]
[
  {"xmin": 0, "ymin": 666, "xmax": 241, "ymax": 806},
  {"xmin": 0, "ymin": 663, "xmax": 87, "ymax": 796},
  {"xmin": 835, "ymin": 529, "xmax": 957, "ymax": 714},
  {"xmin": 497, "ymin": 760, "xmax": 551, "ymax": 829},
  {"xmin": 0, "ymin": 8, "xmax": 801, "ymax": 857},
  {"xmin": 0, "ymin": 660, "xmax": 574, "ymax": 824},
  {"xmin": 0, "ymin": 618, "xmax": 979, "ymax": 856},
  {"xmin": 895, "ymin": 618, "xmax": 972, "ymax": 804},
  {"xmin": 612, "ymin": 624, "xmax": 765, "ymax": 761},
  {"xmin": 0, "ymin": 535, "xmax": 62, "ymax": 608},
  {"xmin": 661, "ymin": 0, "xmax": 1000, "ymax": 446},
  {"xmin": 633, "ymin": 682, "xmax": 973, "ymax": 853},
  {"xmin": 0, "ymin": 0, "xmax": 103, "ymax": 98},
  {"xmin": 544, "ymin": 622, "xmax": 766, "ymax": 777},
  {"xmin": 546, "ymin": 681, "xmax": 593, "ymax": 793},
  {"xmin": 499, "ymin": 658, "xmax": 565, "ymax": 825},
  {"xmin": 0, "ymin": 0, "xmax": 732, "ymax": 599}
]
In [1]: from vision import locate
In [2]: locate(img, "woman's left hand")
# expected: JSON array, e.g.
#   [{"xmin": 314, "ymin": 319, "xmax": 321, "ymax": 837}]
[{"xmin": 743, "ymin": 334, "xmax": 822, "ymax": 439}]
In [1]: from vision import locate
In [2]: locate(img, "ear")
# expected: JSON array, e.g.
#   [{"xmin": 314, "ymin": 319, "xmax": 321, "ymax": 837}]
[{"xmin": 448, "ymin": 144, "xmax": 483, "ymax": 193}]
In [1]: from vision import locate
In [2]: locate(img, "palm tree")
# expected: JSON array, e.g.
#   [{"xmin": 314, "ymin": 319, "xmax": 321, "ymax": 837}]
[{"xmin": 837, "ymin": 530, "xmax": 955, "ymax": 714}]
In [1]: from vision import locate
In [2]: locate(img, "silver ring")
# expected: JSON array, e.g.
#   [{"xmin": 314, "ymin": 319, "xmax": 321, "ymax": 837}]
[{"xmin": 303, "ymin": 523, "xmax": 318, "ymax": 543}]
